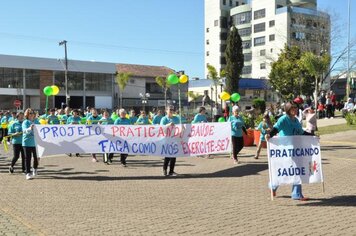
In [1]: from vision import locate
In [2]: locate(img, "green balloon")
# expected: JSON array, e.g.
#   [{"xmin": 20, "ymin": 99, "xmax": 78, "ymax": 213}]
[
  {"xmin": 167, "ymin": 74, "xmax": 179, "ymax": 85},
  {"xmin": 218, "ymin": 117, "xmax": 225, "ymax": 122},
  {"xmin": 230, "ymin": 93, "xmax": 241, "ymax": 102},
  {"xmin": 43, "ymin": 86, "xmax": 53, "ymax": 96},
  {"xmin": 80, "ymin": 117, "xmax": 87, "ymax": 124}
]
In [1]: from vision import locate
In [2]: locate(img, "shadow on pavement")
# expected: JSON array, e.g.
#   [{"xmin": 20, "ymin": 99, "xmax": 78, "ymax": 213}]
[
  {"xmin": 38, "ymin": 163, "xmax": 268, "ymax": 181},
  {"xmin": 321, "ymin": 145, "xmax": 356, "ymax": 151},
  {"xmin": 297, "ymin": 195, "xmax": 356, "ymax": 207}
]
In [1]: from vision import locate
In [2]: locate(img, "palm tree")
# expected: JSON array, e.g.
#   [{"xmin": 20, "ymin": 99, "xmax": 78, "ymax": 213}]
[
  {"xmin": 116, "ymin": 72, "xmax": 131, "ymax": 108},
  {"xmin": 207, "ymin": 64, "xmax": 224, "ymax": 107},
  {"xmin": 155, "ymin": 76, "xmax": 171, "ymax": 108},
  {"xmin": 187, "ymin": 91, "xmax": 200, "ymax": 110}
]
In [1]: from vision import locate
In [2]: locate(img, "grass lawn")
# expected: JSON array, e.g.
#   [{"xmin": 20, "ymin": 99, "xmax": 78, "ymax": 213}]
[{"xmin": 317, "ymin": 124, "xmax": 356, "ymax": 136}]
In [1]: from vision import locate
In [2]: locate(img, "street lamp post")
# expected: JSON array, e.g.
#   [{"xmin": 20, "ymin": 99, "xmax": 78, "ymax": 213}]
[
  {"xmin": 140, "ymin": 92, "xmax": 150, "ymax": 111},
  {"xmin": 59, "ymin": 40, "xmax": 69, "ymax": 106}
]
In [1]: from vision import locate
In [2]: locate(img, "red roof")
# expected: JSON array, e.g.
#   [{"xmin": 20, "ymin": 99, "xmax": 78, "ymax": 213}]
[{"xmin": 116, "ymin": 63, "xmax": 174, "ymax": 78}]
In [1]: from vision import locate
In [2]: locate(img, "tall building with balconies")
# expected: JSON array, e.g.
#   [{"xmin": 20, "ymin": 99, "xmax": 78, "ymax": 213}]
[{"xmin": 205, "ymin": 0, "xmax": 330, "ymax": 83}]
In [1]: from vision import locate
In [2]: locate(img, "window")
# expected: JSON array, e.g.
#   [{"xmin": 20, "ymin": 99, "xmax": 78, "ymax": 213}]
[
  {"xmin": 236, "ymin": 1, "xmax": 239, "ymax": 6},
  {"xmin": 206, "ymin": 39, "xmax": 209, "ymax": 45},
  {"xmin": 206, "ymin": 28, "xmax": 209, "ymax": 33},
  {"xmin": 254, "ymin": 22, "xmax": 265, "ymax": 33},
  {"xmin": 242, "ymin": 40, "xmax": 251, "ymax": 49},
  {"xmin": 220, "ymin": 57, "xmax": 227, "ymax": 65},
  {"xmin": 220, "ymin": 17, "xmax": 228, "ymax": 28},
  {"xmin": 269, "ymin": 20, "xmax": 275, "ymax": 27},
  {"xmin": 254, "ymin": 36, "xmax": 265, "ymax": 46},
  {"xmin": 214, "ymin": 20, "xmax": 219, "ymax": 27},
  {"xmin": 242, "ymin": 65, "xmax": 252, "ymax": 74},
  {"xmin": 55, "ymin": 71, "xmax": 84, "ymax": 91},
  {"xmin": 206, "ymin": 51, "xmax": 209, "ymax": 56},
  {"xmin": 220, "ymin": 44, "xmax": 227, "ymax": 52},
  {"xmin": 238, "ymin": 27, "xmax": 251, "ymax": 37},
  {"xmin": 233, "ymin": 11, "xmax": 252, "ymax": 25},
  {"xmin": 85, "ymin": 73, "xmax": 112, "ymax": 92},
  {"xmin": 260, "ymin": 49, "xmax": 266, "ymax": 56},
  {"xmin": 269, "ymin": 34, "xmax": 275, "ymax": 41},
  {"xmin": 292, "ymin": 32, "xmax": 305, "ymax": 40},
  {"xmin": 223, "ymin": 0, "xmax": 226, "ymax": 5},
  {"xmin": 270, "ymin": 48, "xmax": 273, "ymax": 53},
  {"xmin": 244, "ymin": 53, "xmax": 252, "ymax": 62},
  {"xmin": 229, "ymin": 0, "xmax": 232, "ymax": 6},
  {"xmin": 25, "ymin": 70, "xmax": 40, "ymax": 89},
  {"xmin": 0, "ymin": 68, "xmax": 24, "ymax": 89},
  {"xmin": 260, "ymin": 63, "xmax": 266, "ymax": 69},
  {"xmin": 254, "ymin": 9, "xmax": 265, "ymax": 20}
]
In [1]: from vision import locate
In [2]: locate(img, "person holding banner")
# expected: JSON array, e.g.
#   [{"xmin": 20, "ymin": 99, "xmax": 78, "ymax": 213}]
[
  {"xmin": 114, "ymin": 109, "xmax": 131, "ymax": 167},
  {"xmin": 191, "ymin": 106, "xmax": 208, "ymax": 124},
  {"xmin": 129, "ymin": 110, "xmax": 138, "ymax": 125},
  {"xmin": 8, "ymin": 112, "xmax": 25, "ymax": 174},
  {"xmin": 266, "ymin": 102, "xmax": 312, "ymax": 200},
  {"xmin": 22, "ymin": 108, "xmax": 39, "ymax": 180},
  {"xmin": 136, "ymin": 111, "xmax": 150, "ymax": 125},
  {"xmin": 87, "ymin": 108, "xmax": 101, "ymax": 162},
  {"xmin": 99, "ymin": 110, "xmax": 114, "ymax": 164},
  {"xmin": 152, "ymin": 109, "xmax": 163, "ymax": 125},
  {"xmin": 228, "ymin": 106, "xmax": 247, "ymax": 164},
  {"xmin": 161, "ymin": 106, "xmax": 180, "ymax": 176},
  {"xmin": 254, "ymin": 112, "xmax": 272, "ymax": 159},
  {"xmin": 46, "ymin": 108, "xmax": 60, "ymax": 125}
]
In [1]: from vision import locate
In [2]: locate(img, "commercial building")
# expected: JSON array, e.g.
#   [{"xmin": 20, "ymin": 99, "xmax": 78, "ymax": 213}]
[
  {"xmin": 0, "ymin": 54, "xmax": 186, "ymax": 111},
  {"xmin": 205, "ymin": 0, "xmax": 330, "ymax": 90}
]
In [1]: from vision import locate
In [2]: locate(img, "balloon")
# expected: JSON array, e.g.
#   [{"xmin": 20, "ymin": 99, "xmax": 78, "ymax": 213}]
[
  {"xmin": 80, "ymin": 117, "xmax": 87, "ymax": 124},
  {"xmin": 39, "ymin": 119, "xmax": 47, "ymax": 125},
  {"xmin": 179, "ymin": 75, "xmax": 188, "ymax": 84},
  {"xmin": 220, "ymin": 91, "xmax": 230, "ymax": 101},
  {"xmin": 230, "ymin": 93, "xmax": 241, "ymax": 102},
  {"xmin": 125, "ymin": 114, "xmax": 129, "ymax": 119},
  {"xmin": 51, "ymin": 85, "xmax": 60, "ymax": 95},
  {"xmin": 111, "ymin": 113, "xmax": 118, "ymax": 121},
  {"xmin": 43, "ymin": 86, "xmax": 53, "ymax": 96},
  {"xmin": 167, "ymin": 74, "xmax": 179, "ymax": 85},
  {"xmin": 218, "ymin": 117, "xmax": 225, "ymax": 122}
]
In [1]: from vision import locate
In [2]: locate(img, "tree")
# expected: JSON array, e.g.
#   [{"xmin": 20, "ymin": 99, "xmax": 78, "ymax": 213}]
[
  {"xmin": 299, "ymin": 51, "xmax": 331, "ymax": 108},
  {"xmin": 187, "ymin": 91, "xmax": 199, "ymax": 110},
  {"xmin": 269, "ymin": 45, "xmax": 313, "ymax": 100},
  {"xmin": 116, "ymin": 72, "xmax": 131, "ymax": 108},
  {"xmin": 155, "ymin": 76, "xmax": 171, "ymax": 108},
  {"xmin": 207, "ymin": 64, "xmax": 224, "ymax": 107},
  {"xmin": 224, "ymin": 26, "xmax": 244, "ymax": 94}
]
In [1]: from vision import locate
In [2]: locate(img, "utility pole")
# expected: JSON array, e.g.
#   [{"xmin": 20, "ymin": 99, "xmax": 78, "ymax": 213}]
[
  {"xmin": 346, "ymin": 0, "xmax": 351, "ymax": 99},
  {"xmin": 59, "ymin": 40, "xmax": 69, "ymax": 106}
]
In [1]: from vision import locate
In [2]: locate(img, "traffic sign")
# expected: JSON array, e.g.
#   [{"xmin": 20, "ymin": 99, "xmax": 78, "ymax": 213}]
[{"xmin": 14, "ymin": 99, "xmax": 22, "ymax": 108}]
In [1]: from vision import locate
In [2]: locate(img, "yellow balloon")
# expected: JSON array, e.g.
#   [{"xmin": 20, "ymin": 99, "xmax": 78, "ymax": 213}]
[
  {"xmin": 220, "ymin": 91, "xmax": 231, "ymax": 101},
  {"xmin": 39, "ymin": 119, "xmax": 47, "ymax": 125},
  {"xmin": 179, "ymin": 75, "xmax": 188, "ymax": 84},
  {"xmin": 51, "ymin": 85, "xmax": 60, "ymax": 95},
  {"xmin": 126, "ymin": 114, "xmax": 129, "ymax": 119}
]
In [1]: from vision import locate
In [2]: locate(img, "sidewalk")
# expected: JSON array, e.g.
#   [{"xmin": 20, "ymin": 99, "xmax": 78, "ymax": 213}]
[{"xmin": 0, "ymin": 118, "xmax": 355, "ymax": 235}]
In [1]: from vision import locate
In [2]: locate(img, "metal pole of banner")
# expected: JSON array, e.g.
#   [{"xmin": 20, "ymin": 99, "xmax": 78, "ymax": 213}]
[{"xmin": 266, "ymin": 140, "xmax": 274, "ymax": 201}]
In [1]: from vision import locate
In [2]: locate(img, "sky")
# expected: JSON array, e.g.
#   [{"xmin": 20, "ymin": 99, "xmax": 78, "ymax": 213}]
[{"xmin": 0, "ymin": 0, "xmax": 354, "ymax": 79}]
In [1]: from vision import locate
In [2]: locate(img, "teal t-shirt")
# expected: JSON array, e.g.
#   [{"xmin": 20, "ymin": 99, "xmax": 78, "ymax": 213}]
[
  {"xmin": 160, "ymin": 115, "xmax": 181, "ymax": 125},
  {"xmin": 114, "ymin": 117, "xmax": 131, "ymax": 125},
  {"xmin": 257, "ymin": 121, "xmax": 272, "ymax": 141},
  {"xmin": 152, "ymin": 114, "xmax": 163, "ymax": 125},
  {"xmin": 136, "ymin": 116, "xmax": 149, "ymax": 125},
  {"xmin": 192, "ymin": 114, "xmax": 207, "ymax": 124},
  {"xmin": 22, "ymin": 119, "xmax": 35, "ymax": 147},
  {"xmin": 99, "ymin": 117, "xmax": 114, "ymax": 125},
  {"xmin": 129, "ymin": 116, "xmax": 138, "ymax": 125},
  {"xmin": 8, "ymin": 120, "xmax": 23, "ymax": 145},
  {"xmin": 47, "ymin": 115, "xmax": 60, "ymax": 125},
  {"xmin": 87, "ymin": 115, "xmax": 101, "ymax": 124},
  {"xmin": 67, "ymin": 116, "xmax": 82, "ymax": 124},
  {"xmin": 60, "ymin": 114, "xmax": 71, "ymax": 124},
  {"xmin": 227, "ymin": 115, "xmax": 245, "ymax": 137},
  {"xmin": 273, "ymin": 114, "xmax": 304, "ymax": 136}
]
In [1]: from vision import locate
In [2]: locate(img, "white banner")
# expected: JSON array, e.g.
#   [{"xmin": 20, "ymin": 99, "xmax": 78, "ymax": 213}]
[
  {"xmin": 267, "ymin": 136, "xmax": 323, "ymax": 186},
  {"xmin": 34, "ymin": 123, "xmax": 232, "ymax": 157}
]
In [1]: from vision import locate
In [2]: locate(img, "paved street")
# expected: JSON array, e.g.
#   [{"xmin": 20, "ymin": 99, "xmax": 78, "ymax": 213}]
[{"xmin": 0, "ymin": 117, "xmax": 355, "ymax": 235}]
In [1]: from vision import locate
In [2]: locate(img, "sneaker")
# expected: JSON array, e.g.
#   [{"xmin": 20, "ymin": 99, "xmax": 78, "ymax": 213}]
[
  {"xmin": 254, "ymin": 156, "xmax": 259, "ymax": 159},
  {"xmin": 9, "ymin": 166, "xmax": 14, "ymax": 174},
  {"xmin": 233, "ymin": 159, "xmax": 239, "ymax": 165},
  {"xmin": 121, "ymin": 163, "xmax": 127, "ymax": 167},
  {"xmin": 169, "ymin": 172, "xmax": 178, "ymax": 176},
  {"xmin": 26, "ymin": 174, "xmax": 32, "ymax": 180},
  {"xmin": 75, "ymin": 153, "xmax": 80, "ymax": 157},
  {"xmin": 163, "ymin": 169, "xmax": 168, "ymax": 176},
  {"xmin": 67, "ymin": 153, "xmax": 72, "ymax": 157},
  {"xmin": 32, "ymin": 169, "xmax": 37, "ymax": 176},
  {"xmin": 92, "ymin": 158, "xmax": 98, "ymax": 162},
  {"xmin": 272, "ymin": 190, "xmax": 277, "ymax": 197}
]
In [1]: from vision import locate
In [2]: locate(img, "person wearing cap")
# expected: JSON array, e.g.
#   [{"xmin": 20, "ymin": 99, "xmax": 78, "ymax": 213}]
[
  {"xmin": 265, "ymin": 102, "xmax": 313, "ymax": 200},
  {"xmin": 227, "ymin": 105, "xmax": 247, "ymax": 164},
  {"xmin": 160, "ymin": 106, "xmax": 180, "ymax": 176}
]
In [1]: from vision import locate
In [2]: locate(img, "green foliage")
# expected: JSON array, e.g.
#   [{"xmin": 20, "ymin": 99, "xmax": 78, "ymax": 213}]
[
  {"xmin": 225, "ymin": 26, "xmax": 244, "ymax": 94},
  {"xmin": 252, "ymin": 98, "xmax": 266, "ymax": 114},
  {"xmin": 345, "ymin": 113, "xmax": 356, "ymax": 125},
  {"xmin": 116, "ymin": 72, "xmax": 131, "ymax": 91},
  {"xmin": 207, "ymin": 64, "xmax": 224, "ymax": 103},
  {"xmin": 241, "ymin": 112, "xmax": 254, "ymax": 129}
]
